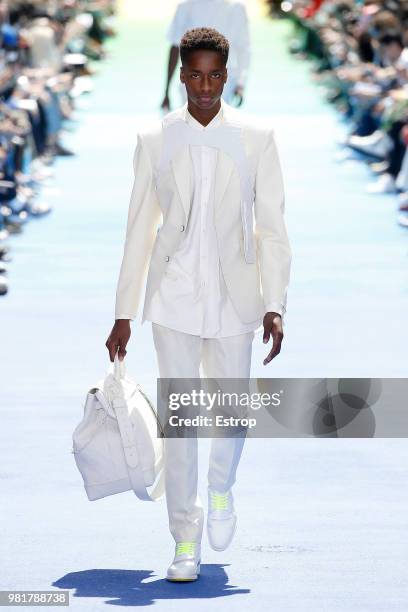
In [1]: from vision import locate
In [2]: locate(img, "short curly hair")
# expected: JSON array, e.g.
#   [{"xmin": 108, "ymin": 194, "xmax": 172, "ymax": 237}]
[{"xmin": 180, "ymin": 27, "xmax": 229, "ymax": 66}]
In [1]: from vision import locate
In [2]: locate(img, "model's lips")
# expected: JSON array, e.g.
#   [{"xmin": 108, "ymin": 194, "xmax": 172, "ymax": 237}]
[{"xmin": 198, "ymin": 96, "xmax": 213, "ymax": 103}]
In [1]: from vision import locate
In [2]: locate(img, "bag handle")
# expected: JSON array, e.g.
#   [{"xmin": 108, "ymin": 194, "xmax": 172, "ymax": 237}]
[{"xmin": 113, "ymin": 352, "xmax": 126, "ymax": 381}]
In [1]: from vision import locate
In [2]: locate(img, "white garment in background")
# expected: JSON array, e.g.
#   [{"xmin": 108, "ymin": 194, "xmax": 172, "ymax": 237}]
[
  {"xmin": 167, "ymin": 0, "xmax": 250, "ymax": 103},
  {"xmin": 396, "ymin": 47, "xmax": 408, "ymax": 71},
  {"xmin": 152, "ymin": 321, "xmax": 254, "ymax": 543},
  {"xmin": 25, "ymin": 18, "xmax": 62, "ymax": 72},
  {"xmin": 144, "ymin": 102, "xmax": 263, "ymax": 338}
]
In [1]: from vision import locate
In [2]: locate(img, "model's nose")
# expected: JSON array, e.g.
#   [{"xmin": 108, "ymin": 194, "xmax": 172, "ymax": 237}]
[{"xmin": 200, "ymin": 75, "xmax": 213, "ymax": 93}]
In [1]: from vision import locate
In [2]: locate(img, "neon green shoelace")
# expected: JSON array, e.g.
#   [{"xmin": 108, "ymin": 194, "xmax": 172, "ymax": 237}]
[
  {"xmin": 175, "ymin": 542, "xmax": 196, "ymax": 556},
  {"xmin": 210, "ymin": 491, "xmax": 229, "ymax": 511}
]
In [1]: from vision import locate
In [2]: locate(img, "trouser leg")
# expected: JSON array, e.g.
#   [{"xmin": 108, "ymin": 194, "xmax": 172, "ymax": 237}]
[
  {"xmin": 202, "ymin": 332, "xmax": 254, "ymax": 492},
  {"xmin": 152, "ymin": 323, "xmax": 204, "ymax": 543}
]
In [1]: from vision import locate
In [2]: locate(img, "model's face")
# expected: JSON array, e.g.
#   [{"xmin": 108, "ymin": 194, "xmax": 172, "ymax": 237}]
[{"xmin": 180, "ymin": 50, "xmax": 227, "ymax": 110}]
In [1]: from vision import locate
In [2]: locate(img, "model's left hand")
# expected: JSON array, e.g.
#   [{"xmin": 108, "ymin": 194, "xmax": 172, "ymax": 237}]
[{"xmin": 262, "ymin": 312, "xmax": 283, "ymax": 365}]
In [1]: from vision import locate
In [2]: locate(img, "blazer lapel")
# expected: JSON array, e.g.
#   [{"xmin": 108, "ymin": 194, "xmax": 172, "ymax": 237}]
[{"xmin": 215, "ymin": 101, "xmax": 237, "ymax": 216}]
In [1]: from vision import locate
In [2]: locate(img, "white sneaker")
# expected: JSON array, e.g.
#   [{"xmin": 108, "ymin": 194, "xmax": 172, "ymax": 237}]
[
  {"xmin": 207, "ymin": 488, "xmax": 237, "ymax": 552},
  {"xmin": 166, "ymin": 542, "xmax": 201, "ymax": 582},
  {"xmin": 347, "ymin": 130, "xmax": 393, "ymax": 158},
  {"xmin": 398, "ymin": 192, "xmax": 408, "ymax": 206},
  {"xmin": 366, "ymin": 173, "xmax": 396, "ymax": 194},
  {"xmin": 397, "ymin": 212, "xmax": 408, "ymax": 227}
]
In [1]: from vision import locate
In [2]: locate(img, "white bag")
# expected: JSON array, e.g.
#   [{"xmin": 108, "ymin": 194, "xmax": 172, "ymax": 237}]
[{"xmin": 72, "ymin": 354, "xmax": 165, "ymax": 501}]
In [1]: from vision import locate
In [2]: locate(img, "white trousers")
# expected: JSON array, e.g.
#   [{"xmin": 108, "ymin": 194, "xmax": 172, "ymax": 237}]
[{"xmin": 152, "ymin": 322, "xmax": 254, "ymax": 543}]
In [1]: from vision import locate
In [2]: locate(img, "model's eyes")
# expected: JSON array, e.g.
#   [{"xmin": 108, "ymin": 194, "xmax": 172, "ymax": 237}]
[{"xmin": 190, "ymin": 73, "xmax": 222, "ymax": 79}]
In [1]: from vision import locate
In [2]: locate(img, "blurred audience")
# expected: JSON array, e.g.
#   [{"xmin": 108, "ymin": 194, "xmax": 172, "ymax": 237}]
[
  {"xmin": 0, "ymin": 0, "xmax": 116, "ymax": 296},
  {"xmin": 274, "ymin": 0, "xmax": 408, "ymax": 228}
]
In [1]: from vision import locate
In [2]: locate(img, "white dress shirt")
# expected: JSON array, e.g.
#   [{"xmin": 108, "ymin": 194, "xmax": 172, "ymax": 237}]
[
  {"xmin": 144, "ymin": 103, "xmax": 263, "ymax": 338},
  {"xmin": 166, "ymin": 0, "xmax": 250, "ymax": 89}
]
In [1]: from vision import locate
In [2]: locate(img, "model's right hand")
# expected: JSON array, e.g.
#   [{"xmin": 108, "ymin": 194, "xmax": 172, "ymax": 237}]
[{"xmin": 105, "ymin": 320, "xmax": 131, "ymax": 362}]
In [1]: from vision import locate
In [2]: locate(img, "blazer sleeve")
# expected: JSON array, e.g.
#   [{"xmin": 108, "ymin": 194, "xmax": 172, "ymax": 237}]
[
  {"xmin": 254, "ymin": 128, "xmax": 292, "ymax": 321},
  {"xmin": 114, "ymin": 133, "xmax": 161, "ymax": 320}
]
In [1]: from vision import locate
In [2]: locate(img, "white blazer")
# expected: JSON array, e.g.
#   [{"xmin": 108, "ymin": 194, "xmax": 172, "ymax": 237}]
[{"xmin": 115, "ymin": 99, "xmax": 292, "ymax": 325}]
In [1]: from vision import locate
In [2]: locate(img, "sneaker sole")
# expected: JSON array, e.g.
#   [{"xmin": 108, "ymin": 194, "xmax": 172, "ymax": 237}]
[{"xmin": 166, "ymin": 576, "xmax": 199, "ymax": 582}]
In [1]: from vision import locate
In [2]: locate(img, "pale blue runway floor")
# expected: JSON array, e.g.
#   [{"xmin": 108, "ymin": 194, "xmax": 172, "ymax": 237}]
[{"xmin": 1, "ymin": 16, "xmax": 407, "ymax": 611}]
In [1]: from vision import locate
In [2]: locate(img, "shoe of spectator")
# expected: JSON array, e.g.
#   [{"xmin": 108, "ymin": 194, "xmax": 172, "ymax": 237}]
[
  {"xmin": 39, "ymin": 153, "xmax": 55, "ymax": 167},
  {"xmin": 334, "ymin": 149, "xmax": 356, "ymax": 162},
  {"xmin": 4, "ymin": 218, "xmax": 23, "ymax": 234},
  {"xmin": 366, "ymin": 173, "xmax": 396, "ymax": 194},
  {"xmin": 0, "ymin": 250, "xmax": 12, "ymax": 263},
  {"xmin": 52, "ymin": 142, "xmax": 75, "ymax": 157},
  {"xmin": 398, "ymin": 192, "xmax": 408, "ymax": 206},
  {"xmin": 397, "ymin": 213, "xmax": 408, "ymax": 228},
  {"xmin": 0, "ymin": 249, "xmax": 12, "ymax": 262},
  {"xmin": 24, "ymin": 200, "xmax": 52, "ymax": 217},
  {"xmin": 369, "ymin": 160, "xmax": 390, "ymax": 175},
  {"xmin": 347, "ymin": 130, "xmax": 393, "ymax": 159},
  {"xmin": 0, "ymin": 243, "xmax": 10, "ymax": 258},
  {"xmin": 31, "ymin": 157, "xmax": 53, "ymax": 170},
  {"xmin": 70, "ymin": 76, "xmax": 94, "ymax": 98},
  {"xmin": 31, "ymin": 159, "xmax": 55, "ymax": 178},
  {"xmin": 0, "ymin": 274, "xmax": 8, "ymax": 296}
]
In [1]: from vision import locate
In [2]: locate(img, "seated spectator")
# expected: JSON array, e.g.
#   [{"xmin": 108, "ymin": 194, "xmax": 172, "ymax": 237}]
[
  {"xmin": 0, "ymin": 0, "xmax": 117, "ymax": 296},
  {"xmin": 281, "ymin": 0, "xmax": 408, "ymax": 226}
]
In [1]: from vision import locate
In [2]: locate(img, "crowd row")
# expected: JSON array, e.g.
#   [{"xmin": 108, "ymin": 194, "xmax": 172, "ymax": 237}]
[
  {"xmin": 283, "ymin": 0, "xmax": 408, "ymax": 227},
  {"xmin": 0, "ymin": 0, "xmax": 116, "ymax": 295}
]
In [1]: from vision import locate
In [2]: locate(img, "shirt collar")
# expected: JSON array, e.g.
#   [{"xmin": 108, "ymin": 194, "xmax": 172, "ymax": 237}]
[{"xmin": 182, "ymin": 99, "xmax": 224, "ymax": 130}]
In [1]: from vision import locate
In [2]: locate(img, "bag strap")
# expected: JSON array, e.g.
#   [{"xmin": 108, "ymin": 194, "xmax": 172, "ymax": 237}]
[
  {"xmin": 106, "ymin": 354, "xmax": 165, "ymax": 501},
  {"xmin": 113, "ymin": 353, "xmax": 126, "ymax": 381},
  {"xmin": 112, "ymin": 396, "xmax": 164, "ymax": 502}
]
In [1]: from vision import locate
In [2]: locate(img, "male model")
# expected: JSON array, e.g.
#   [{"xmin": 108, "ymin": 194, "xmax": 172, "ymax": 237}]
[
  {"xmin": 106, "ymin": 27, "xmax": 292, "ymax": 582},
  {"xmin": 161, "ymin": 0, "xmax": 250, "ymax": 109}
]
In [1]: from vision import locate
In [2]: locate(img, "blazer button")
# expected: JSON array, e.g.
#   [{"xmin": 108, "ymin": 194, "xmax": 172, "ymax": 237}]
[
  {"xmin": 180, "ymin": 225, "xmax": 185, "ymax": 232},
  {"xmin": 165, "ymin": 256, "xmax": 170, "ymax": 262}
]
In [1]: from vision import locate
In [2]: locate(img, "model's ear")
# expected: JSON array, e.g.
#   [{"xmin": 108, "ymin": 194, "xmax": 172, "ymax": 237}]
[{"xmin": 180, "ymin": 66, "xmax": 185, "ymax": 83}]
